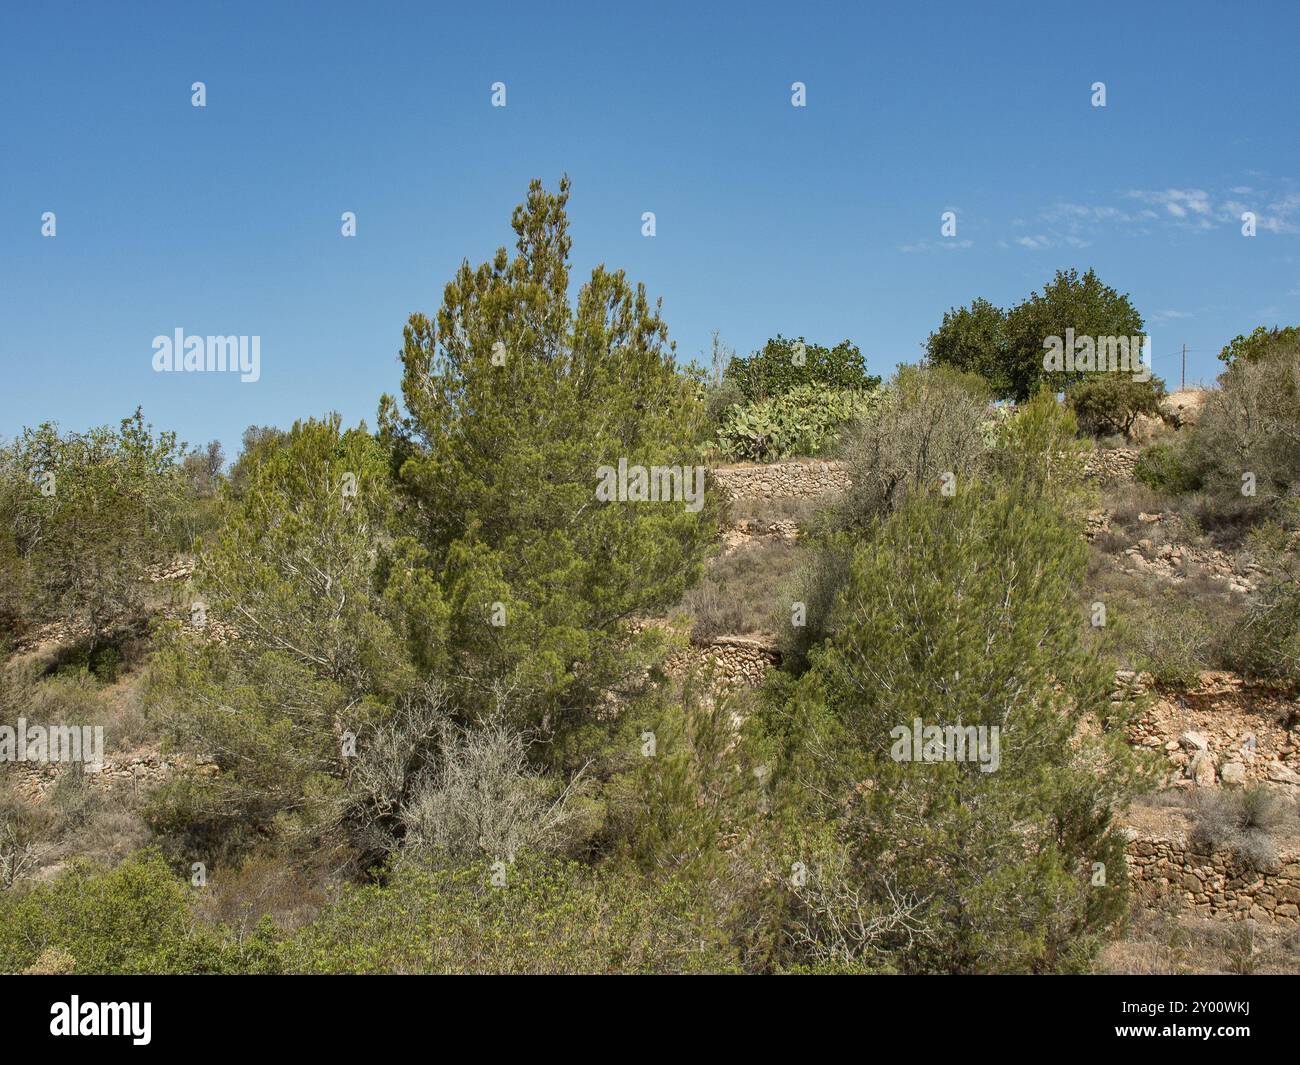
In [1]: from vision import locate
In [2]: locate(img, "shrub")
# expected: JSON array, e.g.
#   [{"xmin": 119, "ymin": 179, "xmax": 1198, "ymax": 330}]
[
  {"xmin": 1222, "ymin": 520, "xmax": 1300, "ymax": 687},
  {"xmin": 0, "ymin": 792, "xmax": 48, "ymax": 892},
  {"xmin": 777, "ymin": 531, "xmax": 853, "ymax": 672},
  {"xmin": 284, "ymin": 852, "xmax": 739, "ymax": 974},
  {"xmin": 1067, "ymin": 374, "xmax": 1167, "ymax": 438},
  {"xmin": 0, "ymin": 851, "xmax": 276, "ymax": 974},
  {"xmin": 677, "ymin": 539, "xmax": 802, "ymax": 640},
  {"xmin": 0, "ymin": 409, "xmax": 187, "ymax": 650},
  {"xmin": 400, "ymin": 718, "xmax": 587, "ymax": 861},
  {"xmin": 836, "ymin": 364, "xmax": 990, "ymax": 529},
  {"xmin": 1191, "ymin": 786, "xmax": 1292, "ymax": 870},
  {"xmin": 1082, "ymin": 540, "xmax": 1246, "ymax": 686},
  {"xmin": 724, "ymin": 335, "xmax": 879, "ymax": 403},
  {"xmin": 1229, "ymin": 580, "xmax": 1300, "ymax": 689},
  {"xmin": 1135, "ymin": 438, "xmax": 1200, "ymax": 494},
  {"xmin": 716, "ymin": 385, "xmax": 875, "ymax": 462},
  {"xmin": 763, "ymin": 476, "xmax": 1142, "ymax": 973},
  {"xmin": 1182, "ymin": 344, "xmax": 1300, "ymax": 519},
  {"xmin": 1113, "ymin": 589, "xmax": 1219, "ymax": 687},
  {"xmin": 695, "ymin": 331, "xmax": 744, "ymax": 436}
]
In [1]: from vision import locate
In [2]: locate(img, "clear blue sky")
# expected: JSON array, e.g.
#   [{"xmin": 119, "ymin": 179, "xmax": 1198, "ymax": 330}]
[{"xmin": 3, "ymin": 0, "xmax": 1298, "ymax": 460}]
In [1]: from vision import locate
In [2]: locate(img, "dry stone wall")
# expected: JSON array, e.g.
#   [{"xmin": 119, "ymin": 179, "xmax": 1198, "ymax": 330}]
[
  {"xmin": 1084, "ymin": 447, "xmax": 1138, "ymax": 482},
  {"xmin": 1125, "ymin": 831, "xmax": 1300, "ymax": 924},
  {"xmin": 4, "ymin": 748, "xmax": 209, "ymax": 802},
  {"xmin": 664, "ymin": 634, "xmax": 780, "ymax": 692},
  {"xmin": 713, "ymin": 460, "xmax": 850, "ymax": 501},
  {"xmin": 714, "ymin": 449, "xmax": 1134, "ymax": 506}
]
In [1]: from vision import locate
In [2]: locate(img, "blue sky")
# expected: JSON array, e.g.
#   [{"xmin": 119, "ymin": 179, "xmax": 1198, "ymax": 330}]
[{"xmin": 3, "ymin": 0, "xmax": 1299, "ymax": 460}]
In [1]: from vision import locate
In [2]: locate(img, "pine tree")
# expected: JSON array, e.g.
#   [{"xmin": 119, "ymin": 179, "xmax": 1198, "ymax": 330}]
[
  {"xmin": 384, "ymin": 177, "xmax": 716, "ymax": 750},
  {"xmin": 769, "ymin": 402, "xmax": 1142, "ymax": 972}
]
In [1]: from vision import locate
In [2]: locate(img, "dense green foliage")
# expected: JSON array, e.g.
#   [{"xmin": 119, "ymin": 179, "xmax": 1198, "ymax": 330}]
[
  {"xmin": 286, "ymin": 853, "xmax": 738, "ymax": 974},
  {"xmin": 1134, "ymin": 341, "xmax": 1299, "ymax": 529},
  {"xmin": 386, "ymin": 176, "xmax": 717, "ymax": 744},
  {"xmin": 0, "ymin": 410, "xmax": 186, "ymax": 651},
  {"xmin": 143, "ymin": 180, "xmax": 719, "ymax": 877},
  {"xmin": 1067, "ymin": 374, "xmax": 1167, "ymax": 438},
  {"xmin": 923, "ymin": 297, "xmax": 1009, "ymax": 394},
  {"xmin": 759, "ymin": 396, "xmax": 1140, "ymax": 972},
  {"xmin": 0, "ymin": 851, "xmax": 278, "ymax": 975},
  {"xmin": 716, "ymin": 385, "xmax": 876, "ymax": 462},
  {"xmin": 927, "ymin": 269, "xmax": 1146, "ymax": 401},
  {"xmin": 724, "ymin": 335, "xmax": 879, "ymax": 403},
  {"xmin": 1218, "ymin": 324, "xmax": 1300, "ymax": 366}
]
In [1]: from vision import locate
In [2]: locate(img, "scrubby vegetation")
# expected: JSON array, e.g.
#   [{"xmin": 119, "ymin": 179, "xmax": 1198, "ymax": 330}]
[
  {"xmin": 1, "ymin": 180, "xmax": 1297, "ymax": 976},
  {"xmin": 705, "ymin": 334, "xmax": 882, "ymax": 461}
]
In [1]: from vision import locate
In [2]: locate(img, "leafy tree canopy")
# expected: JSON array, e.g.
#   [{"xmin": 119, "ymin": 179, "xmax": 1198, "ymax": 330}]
[
  {"xmin": 928, "ymin": 269, "xmax": 1145, "ymax": 401},
  {"xmin": 724, "ymin": 335, "xmax": 879, "ymax": 404}
]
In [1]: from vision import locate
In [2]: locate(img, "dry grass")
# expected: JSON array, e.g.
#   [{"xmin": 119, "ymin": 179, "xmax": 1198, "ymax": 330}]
[
  {"xmin": 194, "ymin": 848, "xmax": 342, "ymax": 937},
  {"xmin": 1082, "ymin": 543, "xmax": 1248, "ymax": 686},
  {"xmin": 677, "ymin": 539, "xmax": 803, "ymax": 640},
  {"xmin": 721, "ymin": 495, "xmax": 825, "ymax": 529},
  {"xmin": 1099, "ymin": 903, "xmax": 1300, "ymax": 975},
  {"xmin": 1189, "ymin": 786, "xmax": 1298, "ymax": 871}
]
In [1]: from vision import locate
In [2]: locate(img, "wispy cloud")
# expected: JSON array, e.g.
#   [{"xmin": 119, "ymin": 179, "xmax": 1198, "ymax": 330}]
[
  {"xmin": 1011, "ymin": 233, "xmax": 1090, "ymax": 250},
  {"xmin": 1011, "ymin": 179, "xmax": 1300, "ymax": 244},
  {"xmin": 900, "ymin": 239, "xmax": 973, "ymax": 253},
  {"xmin": 1126, "ymin": 188, "xmax": 1214, "ymax": 223}
]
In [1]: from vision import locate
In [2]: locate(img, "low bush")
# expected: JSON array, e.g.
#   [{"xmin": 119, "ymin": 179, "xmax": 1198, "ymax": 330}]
[
  {"xmin": 837, "ymin": 364, "xmax": 991, "ymax": 529},
  {"xmin": 0, "ymin": 850, "xmax": 280, "ymax": 974},
  {"xmin": 1083, "ymin": 552, "xmax": 1245, "ymax": 686},
  {"xmin": 677, "ymin": 540, "xmax": 802, "ymax": 639},
  {"xmin": 1190, "ymin": 786, "xmax": 1293, "ymax": 871},
  {"xmin": 717, "ymin": 386, "xmax": 875, "ymax": 462},
  {"xmin": 1135, "ymin": 438, "xmax": 1200, "ymax": 495},
  {"xmin": 1067, "ymin": 374, "xmax": 1167, "ymax": 439},
  {"xmin": 1180, "ymin": 345, "xmax": 1299, "ymax": 524},
  {"xmin": 400, "ymin": 718, "xmax": 588, "ymax": 861},
  {"xmin": 1222, "ymin": 521, "xmax": 1300, "ymax": 687},
  {"xmin": 284, "ymin": 852, "xmax": 739, "ymax": 974}
]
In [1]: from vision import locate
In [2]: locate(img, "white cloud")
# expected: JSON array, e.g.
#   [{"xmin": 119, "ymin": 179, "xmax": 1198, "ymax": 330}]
[{"xmin": 900, "ymin": 239, "xmax": 973, "ymax": 253}]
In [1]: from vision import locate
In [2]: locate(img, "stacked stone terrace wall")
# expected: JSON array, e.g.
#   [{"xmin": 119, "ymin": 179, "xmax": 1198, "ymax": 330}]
[
  {"xmin": 712, "ymin": 460, "xmax": 850, "ymax": 501},
  {"xmin": 1125, "ymin": 831, "xmax": 1300, "ymax": 924},
  {"xmin": 713, "ymin": 449, "xmax": 1135, "ymax": 505},
  {"xmin": 664, "ymin": 634, "xmax": 780, "ymax": 692}
]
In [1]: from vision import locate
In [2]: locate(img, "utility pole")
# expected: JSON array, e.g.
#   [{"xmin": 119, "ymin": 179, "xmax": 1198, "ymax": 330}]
[{"xmin": 1181, "ymin": 344, "xmax": 1186, "ymax": 391}]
